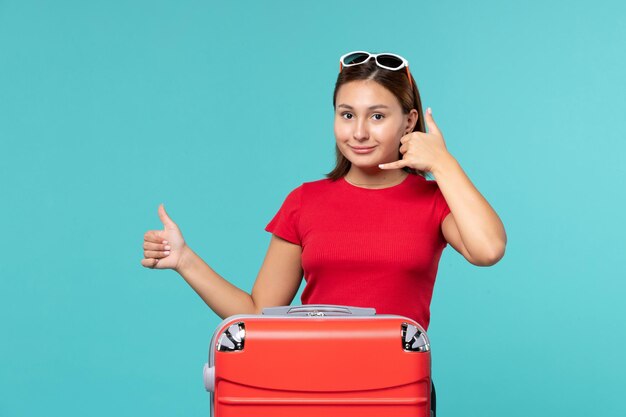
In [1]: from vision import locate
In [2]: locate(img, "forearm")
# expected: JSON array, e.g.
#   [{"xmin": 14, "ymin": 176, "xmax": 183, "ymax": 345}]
[
  {"xmin": 432, "ymin": 153, "xmax": 507, "ymax": 263},
  {"xmin": 175, "ymin": 247, "xmax": 257, "ymax": 319}
]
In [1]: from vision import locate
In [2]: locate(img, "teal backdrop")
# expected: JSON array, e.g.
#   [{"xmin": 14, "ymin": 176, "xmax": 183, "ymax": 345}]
[{"xmin": 1, "ymin": 1, "xmax": 624, "ymax": 416}]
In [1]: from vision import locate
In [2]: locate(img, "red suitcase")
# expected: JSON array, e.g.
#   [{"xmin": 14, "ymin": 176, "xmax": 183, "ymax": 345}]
[{"xmin": 203, "ymin": 304, "xmax": 432, "ymax": 417}]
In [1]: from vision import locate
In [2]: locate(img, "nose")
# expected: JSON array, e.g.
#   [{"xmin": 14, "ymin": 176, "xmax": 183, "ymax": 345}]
[{"xmin": 353, "ymin": 119, "xmax": 369, "ymax": 142}]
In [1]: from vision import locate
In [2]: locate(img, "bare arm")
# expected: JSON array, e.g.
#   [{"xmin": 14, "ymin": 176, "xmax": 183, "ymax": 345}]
[
  {"xmin": 142, "ymin": 205, "xmax": 303, "ymax": 319},
  {"xmin": 175, "ymin": 234, "xmax": 303, "ymax": 319},
  {"xmin": 377, "ymin": 108, "xmax": 506, "ymax": 266},
  {"xmin": 250, "ymin": 235, "xmax": 303, "ymax": 314},
  {"xmin": 175, "ymin": 246, "xmax": 256, "ymax": 319},
  {"xmin": 435, "ymin": 154, "xmax": 507, "ymax": 266}
]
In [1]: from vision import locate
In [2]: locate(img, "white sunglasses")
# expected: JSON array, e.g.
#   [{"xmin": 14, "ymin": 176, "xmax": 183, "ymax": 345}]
[{"xmin": 339, "ymin": 50, "xmax": 413, "ymax": 88}]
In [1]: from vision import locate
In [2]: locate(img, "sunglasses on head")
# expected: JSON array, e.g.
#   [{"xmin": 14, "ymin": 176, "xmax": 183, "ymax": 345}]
[{"xmin": 339, "ymin": 50, "xmax": 413, "ymax": 89}]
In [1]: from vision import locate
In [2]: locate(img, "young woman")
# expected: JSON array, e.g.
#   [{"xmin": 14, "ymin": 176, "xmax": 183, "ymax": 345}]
[{"xmin": 141, "ymin": 50, "xmax": 507, "ymax": 415}]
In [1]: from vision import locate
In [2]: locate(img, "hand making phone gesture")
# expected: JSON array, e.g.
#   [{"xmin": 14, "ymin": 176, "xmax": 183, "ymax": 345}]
[{"xmin": 379, "ymin": 108, "xmax": 450, "ymax": 174}]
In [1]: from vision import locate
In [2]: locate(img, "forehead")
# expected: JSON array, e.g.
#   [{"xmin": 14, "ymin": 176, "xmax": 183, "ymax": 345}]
[{"xmin": 335, "ymin": 80, "xmax": 401, "ymax": 109}]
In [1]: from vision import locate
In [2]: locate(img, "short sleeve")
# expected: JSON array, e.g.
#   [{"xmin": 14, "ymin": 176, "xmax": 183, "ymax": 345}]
[
  {"xmin": 434, "ymin": 185, "xmax": 451, "ymax": 226},
  {"xmin": 265, "ymin": 185, "xmax": 303, "ymax": 245}
]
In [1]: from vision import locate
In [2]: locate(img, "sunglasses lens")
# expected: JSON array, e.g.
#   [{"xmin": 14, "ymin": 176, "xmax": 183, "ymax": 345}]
[
  {"xmin": 343, "ymin": 52, "xmax": 369, "ymax": 65},
  {"xmin": 377, "ymin": 54, "xmax": 404, "ymax": 69}
]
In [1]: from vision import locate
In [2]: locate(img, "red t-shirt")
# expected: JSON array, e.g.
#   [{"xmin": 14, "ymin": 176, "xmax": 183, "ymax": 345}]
[{"xmin": 265, "ymin": 174, "xmax": 451, "ymax": 330}]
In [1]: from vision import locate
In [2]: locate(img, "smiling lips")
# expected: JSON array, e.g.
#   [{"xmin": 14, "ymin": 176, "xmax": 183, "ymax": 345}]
[{"xmin": 349, "ymin": 145, "xmax": 376, "ymax": 154}]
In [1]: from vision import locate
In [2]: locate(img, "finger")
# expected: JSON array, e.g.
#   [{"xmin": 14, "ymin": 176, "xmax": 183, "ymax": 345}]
[
  {"xmin": 144, "ymin": 241, "xmax": 171, "ymax": 251},
  {"xmin": 425, "ymin": 107, "xmax": 441, "ymax": 135},
  {"xmin": 144, "ymin": 230, "xmax": 166, "ymax": 243},
  {"xmin": 144, "ymin": 250, "xmax": 171, "ymax": 259},
  {"xmin": 401, "ymin": 132, "xmax": 424, "ymax": 144},
  {"xmin": 379, "ymin": 160, "xmax": 408, "ymax": 170},
  {"xmin": 399, "ymin": 143, "xmax": 408, "ymax": 154},
  {"xmin": 158, "ymin": 204, "xmax": 178, "ymax": 230},
  {"xmin": 140, "ymin": 258, "xmax": 160, "ymax": 269}
]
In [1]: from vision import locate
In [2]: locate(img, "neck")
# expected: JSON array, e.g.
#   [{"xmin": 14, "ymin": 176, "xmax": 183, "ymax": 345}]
[{"xmin": 344, "ymin": 167, "xmax": 408, "ymax": 189}]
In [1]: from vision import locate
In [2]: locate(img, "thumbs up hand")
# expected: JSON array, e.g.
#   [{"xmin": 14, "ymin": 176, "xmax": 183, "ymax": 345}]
[
  {"xmin": 378, "ymin": 107, "xmax": 450, "ymax": 174},
  {"xmin": 141, "ymin": 204, "xmax": 187, "ymax": 270}
]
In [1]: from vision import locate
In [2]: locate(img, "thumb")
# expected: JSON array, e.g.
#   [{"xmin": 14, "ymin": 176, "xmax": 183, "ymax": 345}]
[
  {"xmin": 425, "ymin": 107, "xmax": 441, "ymax": 135},
  {"xmin": 158, "ymin": 203, "xmax": 178, "ymax": 230}
]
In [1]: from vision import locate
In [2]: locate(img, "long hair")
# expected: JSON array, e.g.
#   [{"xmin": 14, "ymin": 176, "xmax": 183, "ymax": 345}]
[{"xmin": 326, "ymin": 56, "xmax": 427, "ymax": 179}]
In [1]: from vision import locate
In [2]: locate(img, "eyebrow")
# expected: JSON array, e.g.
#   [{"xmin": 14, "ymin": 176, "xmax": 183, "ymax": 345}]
[{"xmin": 337, "ymin": 104, "xmax": 390, "ymax": 110}]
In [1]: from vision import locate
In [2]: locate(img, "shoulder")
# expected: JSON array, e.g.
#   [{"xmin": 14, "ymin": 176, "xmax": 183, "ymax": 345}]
[
  {"xmin": 280, "ymin": 178, "xmax": 343, "ymax": 206},
  {"xmin": 404, "ymin": 172, "xmax": 440, "ymax": 195},
  {"xmin": 302, "ymin": 177, "xmax": 346, "ymax": 200},
  {"xmin": 279, "ymin": 178, "xmax": 337, "ymax": 202},
  {"xmin": 302, "ymin": 177, "xmax": 339, "ymax": 191}
]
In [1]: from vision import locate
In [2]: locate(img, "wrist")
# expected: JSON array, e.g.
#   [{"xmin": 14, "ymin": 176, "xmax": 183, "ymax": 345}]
[
  {"xmin": 175, "ymin": 245, "xmax": 195, "ymax": 274},
  {"xmin": 431, "ymin": 151, "xmax": 457, "ymax": 179}
]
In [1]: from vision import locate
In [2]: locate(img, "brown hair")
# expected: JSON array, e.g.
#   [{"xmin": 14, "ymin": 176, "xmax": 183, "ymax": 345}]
[{"xmin": 326, "ymin": 57, "xmax": 427, "ymax": 180}]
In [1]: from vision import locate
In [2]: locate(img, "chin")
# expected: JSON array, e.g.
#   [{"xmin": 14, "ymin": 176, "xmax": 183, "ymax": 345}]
[{"xmin": 347, "ymin": 158, "xmax": 382, "ymax": 170}]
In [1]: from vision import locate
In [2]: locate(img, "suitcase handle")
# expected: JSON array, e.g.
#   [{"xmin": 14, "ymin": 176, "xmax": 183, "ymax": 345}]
[{"xmin": 261, "ymin": 304, "xmax": 376, "ymax": 316}]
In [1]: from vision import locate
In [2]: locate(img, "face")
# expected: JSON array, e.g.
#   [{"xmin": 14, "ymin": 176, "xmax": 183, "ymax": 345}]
[{"xmin": 334, "ymin": 80, "xmax": 417, "ymax": 170}]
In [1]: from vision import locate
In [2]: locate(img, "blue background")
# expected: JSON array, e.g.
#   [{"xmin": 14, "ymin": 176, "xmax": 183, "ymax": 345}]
[{"xmin": 1, "ymin": 1, "xmax": 624, "ymax": 415}]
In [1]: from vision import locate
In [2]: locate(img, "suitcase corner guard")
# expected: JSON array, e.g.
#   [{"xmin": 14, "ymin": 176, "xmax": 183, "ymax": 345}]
[{"xmin": 401, "ymin": 322, "xmax": 430, "ymax": 352}]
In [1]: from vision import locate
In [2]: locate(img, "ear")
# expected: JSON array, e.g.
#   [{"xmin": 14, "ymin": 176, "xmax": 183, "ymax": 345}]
[{"xmin": 405, "ymin": 109, "xmax": 418, "ymax": 133}]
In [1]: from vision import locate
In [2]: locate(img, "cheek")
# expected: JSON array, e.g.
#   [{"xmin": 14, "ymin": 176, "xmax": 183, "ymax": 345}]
[
  {"xmin": 334, "ymin": 121, "xmax": 350, "ymax": 140},
  {"xmin": 371, "ymin": 125, "xmax": 400, "ymax": 144}
]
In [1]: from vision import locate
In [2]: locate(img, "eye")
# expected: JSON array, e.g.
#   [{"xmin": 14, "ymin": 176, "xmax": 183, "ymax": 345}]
[
  {"xmin": 341, "ymin": 112, "xmax": 353, "ymax": 120},
  {"xmin": 372, "ymin": 113, "xmax": 384, "ymax": 120}
]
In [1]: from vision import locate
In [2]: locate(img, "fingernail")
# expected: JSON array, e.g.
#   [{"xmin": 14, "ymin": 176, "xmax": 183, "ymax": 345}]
[
  {"xmin": 164, "ymin": 251, "xmax": 170, "ymax": 255},
  {"xmin": 427, "ymin": 107, "xmax": 432, "ymax": 115},
  {"xmin": 163, "ymin": 240, "xmax": 168, "ymax": 244},
  {"xmin": 164, "ymin": 245, "xmax": 171, "ymax": 250}
]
